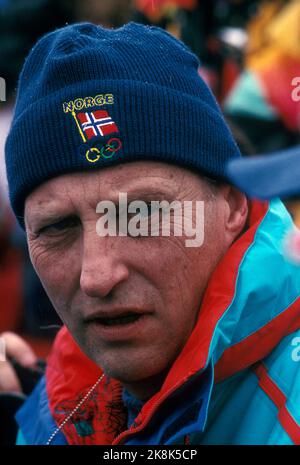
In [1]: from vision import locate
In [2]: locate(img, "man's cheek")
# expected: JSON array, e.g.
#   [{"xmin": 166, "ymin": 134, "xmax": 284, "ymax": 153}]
[
  {"xmin": 39, "ymin": 272, "xmax": 70, "ymax": 316},
  {"xmin": 29, "ymin": 247, "xmax": 77, "ymax": 311},
  {"xmin": 34, "ymin": 242, "xmax": 80, "ymax": 279},
  {"xmin": 39, "ymin": 261, "xmax": 70, "ymax": 295},
  {"xmin": 28, "ymin": 242, "xmax": 54, "ymax": 273}
]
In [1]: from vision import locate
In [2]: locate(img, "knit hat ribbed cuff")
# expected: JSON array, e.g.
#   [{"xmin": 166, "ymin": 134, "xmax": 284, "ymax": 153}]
[
  {"xmin": 5, "ymin": 22, "xmax": 241, "ymax": 228},
  {"xmin": 6, "ymin": 79, "xmax": 239, "ymax": 224}
]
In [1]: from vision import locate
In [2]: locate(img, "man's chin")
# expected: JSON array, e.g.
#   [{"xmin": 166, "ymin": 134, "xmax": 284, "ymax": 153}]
[
  {"xmin": 89, "ymin": 352, "xmax": 172, "ymax": 399},
  {"xmin": 75, "ymin": 332, "xmax": 173, "ymax": 389}
]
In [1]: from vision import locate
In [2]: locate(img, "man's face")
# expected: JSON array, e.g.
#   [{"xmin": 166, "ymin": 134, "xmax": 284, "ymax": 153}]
[{"xmin": 25, "ymin": 162, "xmax": 233, "ymax": 398}]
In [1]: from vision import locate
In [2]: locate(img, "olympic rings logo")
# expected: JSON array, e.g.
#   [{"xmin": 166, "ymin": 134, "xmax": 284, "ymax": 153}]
[{"xmin": 85, "ymin": 138, "xmax": 122, "ymax": 163}]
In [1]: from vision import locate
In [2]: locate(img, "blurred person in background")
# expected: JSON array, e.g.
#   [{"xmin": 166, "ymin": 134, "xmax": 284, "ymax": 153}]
[
  {"xmin": 227, "ymin": 144, "xmax": 300, "ymax": 243},
  {"xmin": 224, "ymin": 0, "xmax": 300, "ymax": 153},
  {"xmin": 0, "ymin": 0, "xmax": 75, "ymax": 96},
  {"xmin": 74, "ymin": 0, "xmax": 133, "ymax": 28},
  {"xmin": 132, "ymin": 0, "xmax": 260, "ymax": 96},
  {"xmin": 0, "ymin": 196, "xmax": 22, "ymax": 334}
]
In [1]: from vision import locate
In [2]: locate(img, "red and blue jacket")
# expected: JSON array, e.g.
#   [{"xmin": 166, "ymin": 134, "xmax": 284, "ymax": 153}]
[{"xmin": 16, "ymin": 199, "xmax": 300, "ymax": 444}]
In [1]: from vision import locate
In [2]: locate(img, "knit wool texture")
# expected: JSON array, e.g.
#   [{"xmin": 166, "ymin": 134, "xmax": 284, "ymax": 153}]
[{"xmin": 5, "ymin": 22, "xmax": 241, "ymax": 227}]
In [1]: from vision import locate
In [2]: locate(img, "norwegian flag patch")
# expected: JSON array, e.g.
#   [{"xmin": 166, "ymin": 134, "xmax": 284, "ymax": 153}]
[{"xmin": 76, "ymin": 110, "xmax": 119, "ymax": 140}]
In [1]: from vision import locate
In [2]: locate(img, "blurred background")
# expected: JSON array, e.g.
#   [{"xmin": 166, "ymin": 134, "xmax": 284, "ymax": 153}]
[{"xmin": 0, "ymin": 0, "xmax": 299, "ymax": 358}]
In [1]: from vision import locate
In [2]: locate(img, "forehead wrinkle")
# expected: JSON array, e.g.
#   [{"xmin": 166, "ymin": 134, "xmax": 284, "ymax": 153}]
[
  {"xmin": 25, "ymin": 174, "xmax": 84, "ymax": 223},
  {"xmin": 110, "ymin": 175, "xmax": 181, "ymax": 199},
  {"xmin": 89, "ymin": 161, "xmax": 190, "ymax": 200},
  {"xmin": 26, "ymin": 190, "xmax": 69, "ymax": 216},
  {"xmin": 79, "ymin": 175, "xmax": 102, "ymax": 212}
]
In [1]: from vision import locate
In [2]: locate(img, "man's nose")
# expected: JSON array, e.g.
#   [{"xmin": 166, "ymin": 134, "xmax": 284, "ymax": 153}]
[{"xmin": 80, "ymin": 233, "xmax": 129, "ymax": 298}]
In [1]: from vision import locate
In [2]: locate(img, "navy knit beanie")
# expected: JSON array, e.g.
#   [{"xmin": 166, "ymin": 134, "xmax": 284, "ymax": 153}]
[{"xmin": 5, "ymin": 22, "xmax": 241, "ymax": 227}]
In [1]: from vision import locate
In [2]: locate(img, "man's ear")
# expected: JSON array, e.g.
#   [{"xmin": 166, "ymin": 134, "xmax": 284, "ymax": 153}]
[{"xmin": 219, "ymin": 184, "xmax": 248, "ymax": 244}]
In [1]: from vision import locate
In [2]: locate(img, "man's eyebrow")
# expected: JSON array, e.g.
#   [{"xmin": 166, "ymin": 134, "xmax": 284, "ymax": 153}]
[{"xmin": 26, "ymin": 207, "xmax": 73, "ymax": 228}]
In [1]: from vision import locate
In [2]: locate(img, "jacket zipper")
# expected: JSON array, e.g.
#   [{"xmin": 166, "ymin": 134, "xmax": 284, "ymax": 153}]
[{"xmin": 112, "ymin": 372, "xmax": 197, "ymax": 445}]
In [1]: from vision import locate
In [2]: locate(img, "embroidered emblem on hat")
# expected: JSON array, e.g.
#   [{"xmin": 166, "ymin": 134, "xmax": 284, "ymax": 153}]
[
  {"xmin": 62, "ymin": 94, "xmax": 114, "ymax": 113},
  {"xmin": 63, "ymin": 94, "xmax": 122, "ymax": 164},
  {"xmin": 74, "ymin": 110, "xmax": 119, "ymax": 142},
  {"xmin": 85, "ymin": 137, "xmax": 122, "ymax": 163}
]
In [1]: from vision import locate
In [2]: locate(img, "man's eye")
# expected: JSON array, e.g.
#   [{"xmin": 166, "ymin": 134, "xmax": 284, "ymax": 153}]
[{"xmin": 38, "ymin": 216, "xmax": 80, "ymax": 235}]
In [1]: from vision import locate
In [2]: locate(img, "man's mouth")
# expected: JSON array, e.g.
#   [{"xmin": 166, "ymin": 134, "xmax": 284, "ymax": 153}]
[
  {"xmin": 83, "ymin": 308, "xmax": 150, "ymax": 327},
  {"xmin": 83, "ymin": 309, "xmax": 152, "ymax": 341},
  {"xmin": 97, "ymin": 313, "xmax": 142, "ymax": 326}
]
